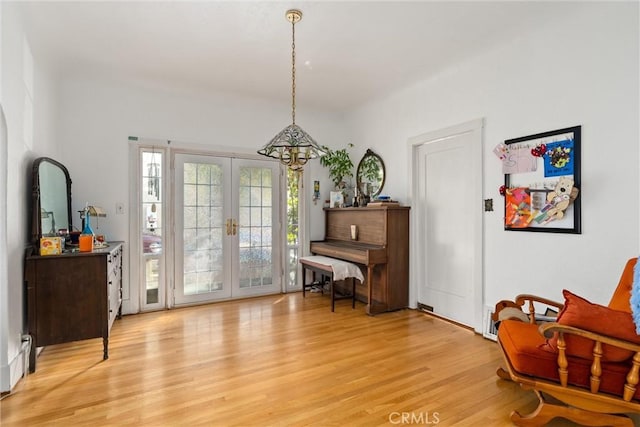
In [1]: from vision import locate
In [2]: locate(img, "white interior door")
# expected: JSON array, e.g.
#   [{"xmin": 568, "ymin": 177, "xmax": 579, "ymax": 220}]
[
  {"xmin": 173, "ymin": 154, "xmax": 281, "ymax": 305},
  {"xmin": 411, "ymin": 120, "xmax": 483, "ymax": 330}
]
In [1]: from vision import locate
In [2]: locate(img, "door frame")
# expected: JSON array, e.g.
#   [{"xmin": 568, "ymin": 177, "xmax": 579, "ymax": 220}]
[
  {"xmin": 407, "ymin": 118, "xmax": 484, "ymax": 332},
  {"xmin": 128, "ymin": 139, "xmax": 172, "ymax": 314},
  {"xmin": 0, "ymin": 103, "xmax": 9, "ymax": 392}
]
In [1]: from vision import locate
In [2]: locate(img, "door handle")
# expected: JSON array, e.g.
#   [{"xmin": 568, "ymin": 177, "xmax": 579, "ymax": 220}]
[{"xmin": 225, "ymin": 219, "xmax": 238, "ymax": 236}]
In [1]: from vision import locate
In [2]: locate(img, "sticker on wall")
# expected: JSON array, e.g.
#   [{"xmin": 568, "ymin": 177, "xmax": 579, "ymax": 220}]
[{"xmin": 313, "ymin": 180, "xmax": 320, "ymax": 203}]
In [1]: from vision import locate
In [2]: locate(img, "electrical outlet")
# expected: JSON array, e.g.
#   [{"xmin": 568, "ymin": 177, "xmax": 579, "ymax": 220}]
[{"xmin": 116, "ymin": 203, "xmax": 124, "ymax": 215}]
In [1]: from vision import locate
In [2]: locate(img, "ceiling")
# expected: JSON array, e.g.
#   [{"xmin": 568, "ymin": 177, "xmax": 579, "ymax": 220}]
[{"xmin": 16, "ymin": 1, "xmax": 579, "ymax": 112}]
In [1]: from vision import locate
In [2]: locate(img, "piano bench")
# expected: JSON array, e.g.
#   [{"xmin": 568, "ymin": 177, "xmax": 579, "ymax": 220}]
[{"xmin": 299, "ymin": 257, "xmax": 357, "ymax": 312}]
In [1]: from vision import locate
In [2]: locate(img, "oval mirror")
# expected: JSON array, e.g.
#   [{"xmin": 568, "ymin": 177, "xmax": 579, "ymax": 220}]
[
  {"xmin": 31, "ymin": 157, "xmax": 73, "ymax": 248},
  {"xmin": 356, "ymin": 149, "xmax": 385, "ymax": 199}
]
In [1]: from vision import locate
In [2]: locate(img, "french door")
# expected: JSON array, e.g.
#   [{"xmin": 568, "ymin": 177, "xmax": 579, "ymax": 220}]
[{"xmin": 173, "ymin": 153, "xmax": 281, "ymax": 305}]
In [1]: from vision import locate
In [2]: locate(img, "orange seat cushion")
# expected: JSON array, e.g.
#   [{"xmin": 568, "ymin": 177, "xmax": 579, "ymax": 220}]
[
  {"xmin": 541, "ymin": 290, "xmax": 640, "ymax": 362},
  {"xmin": 498, "ymin": 319, "xmax": 640, "ymax": 401}
]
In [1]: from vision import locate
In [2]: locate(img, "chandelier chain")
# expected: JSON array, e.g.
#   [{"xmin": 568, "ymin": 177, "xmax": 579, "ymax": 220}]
[
  {"xmin": 257, "ymin": 9, "xmax": 324, "ymax": 172},
  {"xmin": 291, "ymin": 19, "xmax": 296, "ymax": 125}
]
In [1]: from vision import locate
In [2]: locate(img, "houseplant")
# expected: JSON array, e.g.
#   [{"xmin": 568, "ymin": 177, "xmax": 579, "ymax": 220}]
[{"xmin": 319, "ymin": 143, "xmax": 355, "ymax": 190}]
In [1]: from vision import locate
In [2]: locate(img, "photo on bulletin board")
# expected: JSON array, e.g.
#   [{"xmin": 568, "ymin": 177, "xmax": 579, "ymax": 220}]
[{"xmin": 503, "ymin": 125, "xmax": 581, "ymax": 234}]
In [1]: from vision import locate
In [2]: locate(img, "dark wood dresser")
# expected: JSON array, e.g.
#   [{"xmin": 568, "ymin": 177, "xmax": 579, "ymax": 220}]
[
  {"xmin": 311, "ymin": 206, "xmax": 410, "ymax": 315},
  {"xmin": 25, "ymin": 242, "xmax": 123, "ymax": 372}
]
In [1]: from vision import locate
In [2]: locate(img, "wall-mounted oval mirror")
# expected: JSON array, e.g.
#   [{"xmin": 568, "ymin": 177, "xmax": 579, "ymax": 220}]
[
  {"xmin": 31, "ymin": 157, "xmax": 73, "ymax": 248},
  {"xmin": 356, "ymin": 149, "xmax": 385, "ymax": 199}
]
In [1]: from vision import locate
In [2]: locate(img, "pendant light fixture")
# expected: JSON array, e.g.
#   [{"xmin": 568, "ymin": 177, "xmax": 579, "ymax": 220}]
[{"xmin": 258, "ymin": 9, "xmax": 326, "ymax": 171}]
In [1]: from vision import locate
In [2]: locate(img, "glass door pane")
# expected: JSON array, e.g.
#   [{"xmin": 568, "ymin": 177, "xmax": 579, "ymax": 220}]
[
  {"xmin": 140, "ymin": 148, "xmax": 165, "ymax": 311},
  {"xmin": 174, "ymin": 154, "xmax": 232, "ymax": 304},
  {"xmin": 286, "ymin": 169, "xmax": 301, "ymax": 290},
  {"xmin": 174, "ymin": 154, "xmax": 281, "ymax": 304},
  {"xmin": 231, "ymin": 159, "xmax": 281, "ymax": 298}
]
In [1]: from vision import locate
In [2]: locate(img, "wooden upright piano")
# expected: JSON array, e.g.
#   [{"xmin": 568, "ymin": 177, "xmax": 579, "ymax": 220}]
[{"xmin": 310, "ymin": 205, "xmax": 410, "ymax": 315}]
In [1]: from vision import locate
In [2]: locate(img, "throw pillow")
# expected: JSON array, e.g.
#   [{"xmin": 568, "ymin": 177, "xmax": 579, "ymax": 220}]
[{"xmin": 541, "ymin": 289, "xmax": 640, "ymax": 362}]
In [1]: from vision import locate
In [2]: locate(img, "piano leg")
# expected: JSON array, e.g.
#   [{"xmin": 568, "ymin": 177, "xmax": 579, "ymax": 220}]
[{"xmin": 365, "ymin": 264, "xmax": 374, "ymax": 315}]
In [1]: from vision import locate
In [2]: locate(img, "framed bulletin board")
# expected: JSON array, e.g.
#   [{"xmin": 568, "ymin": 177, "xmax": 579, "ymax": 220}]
[{"xmin": 503, "ymin": 126, "xmax": 581, "ymax": 234}]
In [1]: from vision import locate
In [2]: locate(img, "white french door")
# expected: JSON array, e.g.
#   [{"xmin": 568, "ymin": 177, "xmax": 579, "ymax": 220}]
[{"xmin": 173, "ymin": 153, "xmax": 281, "ymax": 305}]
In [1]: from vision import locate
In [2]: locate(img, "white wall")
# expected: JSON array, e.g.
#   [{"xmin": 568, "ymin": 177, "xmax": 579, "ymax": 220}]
[
  {"xmin": 0, "ymin": 2, "xmax": 58, "ymax": 392},
  {"xmin": 55, "ymin": 73, "xmax": 346, "ymax": 314},
  {"xmin": 346, "ymin": 3, "xmax": 639, "ymax": 308}
]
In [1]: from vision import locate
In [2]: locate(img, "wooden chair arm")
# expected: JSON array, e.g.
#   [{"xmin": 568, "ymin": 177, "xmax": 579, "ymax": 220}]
[
  {"xmin": 539, "ymin": 322, "xmax": 640, "ymax": 352},
  {"xmin": 492, "ymin": 294, "xmax": 564, "ymax": 323},
  {"xmin": 514, "ymin": 294, "xmax": 564, "ymax": 311},
  {"xmin": 538, "ymin": 322, "xmax": 640, "ymax": 400}
]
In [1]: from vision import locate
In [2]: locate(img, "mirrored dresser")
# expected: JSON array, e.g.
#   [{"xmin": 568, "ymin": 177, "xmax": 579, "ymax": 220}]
[
  {"xmin": 24, "ymin": 242, "xmax": 123, "ymax": 372},
  {"xmin": 26, "ymin": 157, "xmax": 123, "ymax": 372}
]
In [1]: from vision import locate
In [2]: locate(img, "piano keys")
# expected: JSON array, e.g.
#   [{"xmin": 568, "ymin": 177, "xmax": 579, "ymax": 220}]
[{"xmin": 310, "ymin": 205, "xmax": 410, "ymax": 315}]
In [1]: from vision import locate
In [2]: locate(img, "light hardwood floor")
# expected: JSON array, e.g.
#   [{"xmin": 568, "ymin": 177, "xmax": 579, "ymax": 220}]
[{"xmin": 1, "ymin": 293, "xmax": 584, "ymax": 426}]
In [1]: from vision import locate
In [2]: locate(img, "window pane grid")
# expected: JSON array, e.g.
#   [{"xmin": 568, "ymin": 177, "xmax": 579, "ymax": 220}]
[
  {"xmin": 183, "ymin": 162, "xmax": 224, "ymax": 296},
  {"xmin": 141, "ymin": 150, "xmax": 164, "ymax": 307},
  {"xmin": 286, "ymin": 169, "xmax": 300, "ymax": 289},
  {"xmin": 238, "ymin": 167, "xmax": 273, "ymax": 288}
]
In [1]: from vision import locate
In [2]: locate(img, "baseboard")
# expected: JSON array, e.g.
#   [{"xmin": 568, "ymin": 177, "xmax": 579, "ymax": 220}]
[
  {"xmin": 0, "ymin": 363, "xmax": 10, "ymax": 394},
  {"xmin": 1, "ymin": 338, "xmax": 31, "ymax": 394},
  {"xmin": 418, "ymin": 308, "xmax": 476, "ymax": 333}
]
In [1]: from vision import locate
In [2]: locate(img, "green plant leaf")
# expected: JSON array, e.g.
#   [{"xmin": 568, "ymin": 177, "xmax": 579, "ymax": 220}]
[{"xmin": 320, "ymin": 143, "xmax": 355, "ymax": 188}]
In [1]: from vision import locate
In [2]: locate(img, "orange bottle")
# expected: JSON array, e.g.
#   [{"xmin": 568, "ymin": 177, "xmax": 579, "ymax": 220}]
[{"xmin": 79, "ymin": 234, "xmax": 94, "ymax": 252}]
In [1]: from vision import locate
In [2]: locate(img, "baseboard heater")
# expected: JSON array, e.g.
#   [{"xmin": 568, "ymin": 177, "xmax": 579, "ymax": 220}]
[{"xmin": 483, "ymin": 306, "xmax": 498, "ymax": 341}]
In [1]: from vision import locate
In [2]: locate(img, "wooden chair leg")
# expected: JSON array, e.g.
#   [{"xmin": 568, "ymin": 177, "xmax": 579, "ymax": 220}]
[
  {"xmin": 511, "ymin": 390, "xmax": 634, "ymax": 427},
  {"xmin": 496, "ymin": 367, "xmax": 512, "ymax": 381}
]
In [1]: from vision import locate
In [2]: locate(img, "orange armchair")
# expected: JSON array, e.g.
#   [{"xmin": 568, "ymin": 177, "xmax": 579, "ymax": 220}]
[{"xmin": 493, "ymin": 257, "xmax": 640, "ymax": 426}]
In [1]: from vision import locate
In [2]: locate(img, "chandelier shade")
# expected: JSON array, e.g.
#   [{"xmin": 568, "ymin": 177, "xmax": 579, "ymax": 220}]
[
  {"xmin": 257, "ymin": 9, "xmax": 325, "ymax": 171},
  {"xmin": 259, "ymin": 123, "xmax": 326, "ymax": 171}
]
